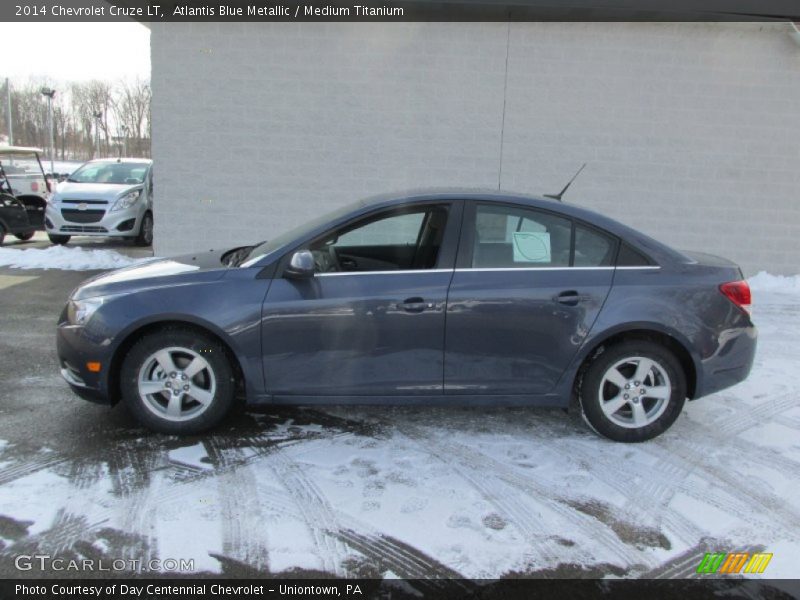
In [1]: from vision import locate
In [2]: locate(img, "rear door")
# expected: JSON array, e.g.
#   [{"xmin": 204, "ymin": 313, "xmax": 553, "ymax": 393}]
[{"xmin": 444, "ymin": 201, "xmax": 616, "ymax": 395}]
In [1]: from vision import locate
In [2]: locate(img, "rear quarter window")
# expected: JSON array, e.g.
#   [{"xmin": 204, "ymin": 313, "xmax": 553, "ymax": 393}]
[
  {"xmin": 573, "ymin": 224, "xmax": 616, "ymax": 267},
  {"xmin": 617, "ymin": 242, "xmax": 653, "ymax": 267}
]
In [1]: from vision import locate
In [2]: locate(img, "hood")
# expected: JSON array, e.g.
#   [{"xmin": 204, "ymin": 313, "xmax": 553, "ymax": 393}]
[
  {"xmin": 55, "ymin": 181, "xmax": 141, "ymax": 200},
  {"xmin": 72, "ymin": 249, "xmax": 232, "ymax": 300}
]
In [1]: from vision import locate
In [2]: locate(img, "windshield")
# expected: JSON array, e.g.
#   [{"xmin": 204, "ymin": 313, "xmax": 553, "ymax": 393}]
[
  {"xmin": 69, "ymin": 161, "xmax": 150, "ymax": 184},
  {"xmin": 240, "ymin": 199, "xmax": 366, "ymax": 267}
]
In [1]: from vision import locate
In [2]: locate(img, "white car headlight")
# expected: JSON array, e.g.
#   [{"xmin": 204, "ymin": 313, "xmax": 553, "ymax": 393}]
[
  {"xmin": 111, "ymin": 189, "xmax": 142, "ymax": 212},
  {"xmin": 67, "ymin": 296, "xmax": 111, "ymax": 326}
]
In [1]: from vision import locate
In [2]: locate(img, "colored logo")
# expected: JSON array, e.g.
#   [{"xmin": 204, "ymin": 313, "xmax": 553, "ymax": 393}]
[{"xmin": 696, "ymin": 552, "xmax": 773, "ymax": 574}]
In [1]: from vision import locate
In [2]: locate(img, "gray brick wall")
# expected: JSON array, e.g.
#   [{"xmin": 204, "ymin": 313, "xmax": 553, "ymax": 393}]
[{"xmin": 151, "ymin": 22, "xmax": 800, "ymax": 275}]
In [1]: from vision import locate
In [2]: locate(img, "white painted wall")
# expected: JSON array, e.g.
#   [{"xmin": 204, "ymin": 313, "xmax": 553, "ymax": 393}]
[{"xmin": 151, "ymin": 22, "xmax": 800, "ymax": 275}]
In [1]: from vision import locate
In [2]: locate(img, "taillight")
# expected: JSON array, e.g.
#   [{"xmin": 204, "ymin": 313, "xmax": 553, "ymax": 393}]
[
  {"xmin": 720, "ymin": 280, "xmax": 752, "ymax": 315},
  {"xmin": 31, "ymin": 182, "xmax": 39, "ymax": 192}
]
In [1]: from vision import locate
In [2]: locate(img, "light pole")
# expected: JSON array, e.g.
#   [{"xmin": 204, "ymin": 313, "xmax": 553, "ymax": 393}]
[
  {"xmin": 93, "ymin": 111, "xmax": 102, "ymax": 157},
  {"xmin": 5, "ymin": 78, "xmax": 12, "ymax": 145},
  {"xmin": 40, "ymin": 87, "xmax": 56, "ymax": 175},
  {"xmin": 121, "ymin": 125, "xmax": 129, "ymax": 157}
]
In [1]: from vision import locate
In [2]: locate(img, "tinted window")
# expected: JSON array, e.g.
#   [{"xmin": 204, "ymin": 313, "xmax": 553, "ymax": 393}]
[
  {"xmin": 336, "ymin": 212, "xmax": 425, "ymax": 247},
  {"xmin": 472, "ymin": 205, "xmax": 571, "ymax": 268},
  {"xmin": 309, "ymin": 206, "xmax": 448, "ymax": 273},
  {"xmin": 574, "ymin": 225, "xmax": 616, "ymax": 267},
  {"xmin": 617, "ymin": 242, "xmax": 652, "ymax": 266}
]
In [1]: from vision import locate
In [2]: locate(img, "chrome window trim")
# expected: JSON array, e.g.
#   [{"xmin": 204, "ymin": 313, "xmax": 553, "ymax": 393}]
[
  {"xmin": 459, "ymin": 266, "xmax": 661, "ymax": 272},
  {"xmin": 316, "ymin": 269, "xmax": 453, "ymax": 277},
  {"xmin": 313, "ymin": 266, "xmax": 661, "ymax": 276}
]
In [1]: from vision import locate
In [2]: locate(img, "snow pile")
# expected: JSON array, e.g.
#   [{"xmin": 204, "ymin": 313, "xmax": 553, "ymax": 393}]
[
  {"xmin": 0, "ymin": 246, "xmax": 150, "ymax": 271},
  {"xmin": 748, "ymin": 271, "xmax": 800, "ymax": 294}
]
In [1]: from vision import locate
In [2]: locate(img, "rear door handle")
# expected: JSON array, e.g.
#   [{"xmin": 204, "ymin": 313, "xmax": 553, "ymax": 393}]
[
  {"xmin": 398, "ymin": 297, "xmax": 432, "ymax": 313},
  {"xmin": 555, "ymin": 290, "xmax": 589, "ymax": 306}
]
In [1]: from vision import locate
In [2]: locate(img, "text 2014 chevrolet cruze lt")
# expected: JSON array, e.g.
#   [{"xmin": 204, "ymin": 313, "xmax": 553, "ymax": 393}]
[{"xmin": 56, "ymin": 191, "xmax": 756, "ymax": 442}]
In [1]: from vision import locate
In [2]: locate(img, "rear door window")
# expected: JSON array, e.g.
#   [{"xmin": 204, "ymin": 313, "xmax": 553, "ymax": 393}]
[{"xmin": 472, "ymin": 205, "xmax": 572, "ymax": 268}]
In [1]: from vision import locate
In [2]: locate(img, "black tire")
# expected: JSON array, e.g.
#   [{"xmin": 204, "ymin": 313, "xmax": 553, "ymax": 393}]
[
  {"xmin": 579, "ymin": 340, "xmax": 686, "ymax": 443},
  {"xmin": 120, "ymin": 327, "xmax": 236, "ymax": 434},
  {"xmin": 135, "ymin": 211, "xmax": 153, "ymax": 247},
  {"xmin": 15, "ymin": 231, "xmax": 35, "ymax": 241},
  {"xmin": 0, "ymin": 223, "xmax": 5, "ymax": 246},
  {"xmin": 48, "ymin": 234, "xmax": 71, "ymax": 245}
]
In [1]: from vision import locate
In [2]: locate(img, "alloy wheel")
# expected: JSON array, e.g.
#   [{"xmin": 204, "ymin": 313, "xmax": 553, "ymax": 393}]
[
  {"xmin": 137, "ymin": 346, "xmax": 216, "ymax": 422},
  {"xmin": 597, "ymin": 356, "xmax": 672, "ymax": 429}
]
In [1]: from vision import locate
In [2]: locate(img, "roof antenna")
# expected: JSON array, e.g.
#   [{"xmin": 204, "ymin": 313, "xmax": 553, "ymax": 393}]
[{"xmin": 544, "ymin": 163, "xmax": 587, "ymax": 202}]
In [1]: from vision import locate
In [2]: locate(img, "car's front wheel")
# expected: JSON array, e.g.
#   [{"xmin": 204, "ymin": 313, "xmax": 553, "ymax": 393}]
[
  {"xmin": 134, "ymin": 211, "xmax": 153, "ymax": 247},
  {"xmin": 48, "ymin": 234, "xmax": 70, "ymax": 245},
  {"xmin": 579, "ymin": 340, "xmax": 686, "ymax": 442},
  {"xmin": 121, "ymin": 328, "xmax": 236, "ymax": 434},
  {"xmin": 14, "ymin": 231, "xmax": 35, "ymax": 241}
]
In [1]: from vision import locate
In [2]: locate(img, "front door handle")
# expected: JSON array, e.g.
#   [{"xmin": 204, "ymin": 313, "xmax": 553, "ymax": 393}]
[
  {"xmin": 555, "ymin": 290, "xmax": 588, "ymax": 306},
  {"xmin": 398, "ymin": 297, "xmax": 432, "ymax": 313}
]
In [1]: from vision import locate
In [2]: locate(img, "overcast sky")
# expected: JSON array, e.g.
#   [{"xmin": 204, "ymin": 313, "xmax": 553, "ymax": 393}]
[{"xmin": 0, "ymin": 22, "xmax": 150, "ymax": 82}]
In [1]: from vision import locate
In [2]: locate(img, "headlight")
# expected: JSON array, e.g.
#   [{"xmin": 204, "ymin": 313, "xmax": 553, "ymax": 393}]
[
  {"xmin": 67, "ymin": 296, "xmax": 110, "ymax": 326},
  {"xmin": 111, "ymin": 189, "xmax": 142, "ymax": 212}
]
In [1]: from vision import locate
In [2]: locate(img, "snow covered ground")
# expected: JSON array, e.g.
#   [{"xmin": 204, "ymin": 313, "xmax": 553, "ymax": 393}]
[
  {"xmin": 0, "ymin": 273, "xmax": 797, "ymax": 581},
  {"xmin": 0, "ymin": 245, "xmax": 150, "ymax": 271}
]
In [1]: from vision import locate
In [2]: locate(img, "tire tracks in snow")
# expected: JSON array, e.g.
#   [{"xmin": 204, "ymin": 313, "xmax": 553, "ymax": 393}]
[
  {"xmin": 264, "ymin": 443, "xmax": 477, "ymax": 581},
  {"xmin": 551, "ymin": 439, "xmax": 702, "ymax": 547},
  {"xmin": 393, "ymin": 422, "xmax": 645, "ymax": 569},
  {"xmin": 202, "ymin": 439, "xmax": 270, "ymax": 572}
]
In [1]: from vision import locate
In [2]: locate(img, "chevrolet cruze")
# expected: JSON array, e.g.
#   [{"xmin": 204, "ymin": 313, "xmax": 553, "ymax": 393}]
[{"xmin": 56, "ymin": 191, "xmax": 756, "ymax": 442}]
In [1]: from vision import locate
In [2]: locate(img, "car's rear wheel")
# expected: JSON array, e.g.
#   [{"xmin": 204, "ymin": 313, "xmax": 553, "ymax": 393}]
[
  {"xmin": 135, "ymin": 212, "xmax": 153, "ymax": 247},
  {"xmin": 121, "ymin": 328, "xmax": 236, "ymax": 434},
  {"xmin": 579, "ymin": 340, "xmax": 686, "ymax": 442},
  {"xmin": 48, "ymin": 234, "xmax": 70, "ymax": 245},
  {"xmin": 15, "ymin": 231, "xmax": 35, "ymax": 241},
  {"xmin": 0, "ymin": 224, "xmax": 5, "ymax": 246}
]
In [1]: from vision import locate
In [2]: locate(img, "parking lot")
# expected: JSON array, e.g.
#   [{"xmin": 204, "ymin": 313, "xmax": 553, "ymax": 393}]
[{"xmin": 0, "ymin": 238, "xmax": 798, "ymax": 585}]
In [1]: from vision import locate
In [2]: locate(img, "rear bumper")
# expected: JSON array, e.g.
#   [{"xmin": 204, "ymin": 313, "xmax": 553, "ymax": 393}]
[{"xmin": 695, "ymin": 324, "xmax": 757, "ymax": 398}]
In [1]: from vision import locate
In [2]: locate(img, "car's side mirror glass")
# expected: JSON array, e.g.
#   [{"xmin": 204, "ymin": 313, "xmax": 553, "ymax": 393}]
[{"xmin": 284, "ymin": 250, "xmax": 315, "ymax": 279}]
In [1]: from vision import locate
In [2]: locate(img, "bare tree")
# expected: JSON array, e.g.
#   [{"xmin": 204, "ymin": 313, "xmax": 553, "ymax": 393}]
[
  {"xmin": 113, "ymin": 78, "xmax": 151, "ymax": 157},
  {"xmin": 1, "ymin": 76, "xmax": 151, "ymax": 160}
]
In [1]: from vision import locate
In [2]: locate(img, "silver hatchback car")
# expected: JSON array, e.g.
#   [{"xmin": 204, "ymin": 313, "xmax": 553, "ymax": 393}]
[{"xmin": 45, "ymin": 158, "xmax": 154, "ymax": 246}]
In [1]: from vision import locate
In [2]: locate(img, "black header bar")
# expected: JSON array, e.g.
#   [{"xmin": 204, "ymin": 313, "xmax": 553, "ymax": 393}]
[{"xmin": 3, "ymin": 0, "xmax": 800, "ymax": 22}]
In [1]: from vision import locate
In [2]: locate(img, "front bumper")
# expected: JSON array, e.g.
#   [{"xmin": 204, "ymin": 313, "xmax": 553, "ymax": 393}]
[
  {"xmin": 56, "ymin": 316, "xmax": 114, "ymax": 404},
  {"xmin": 45, "ymin": 203, "xmax": 143, "ymax": 237}
]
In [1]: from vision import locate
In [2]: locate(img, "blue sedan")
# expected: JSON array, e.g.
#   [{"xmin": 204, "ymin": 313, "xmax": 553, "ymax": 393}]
[{"xmin": 56, "ymin": 190, "xmax": 756, "ymax": 442}]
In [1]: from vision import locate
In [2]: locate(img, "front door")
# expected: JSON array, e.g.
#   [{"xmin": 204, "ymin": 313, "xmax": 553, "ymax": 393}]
[
  {"xmin": 445, "ymin": 202, "xmax": 617, "ymax": 395},
  {"xmin": 262, "ymin": 202, "xmax": 460, "ymax": 397}
]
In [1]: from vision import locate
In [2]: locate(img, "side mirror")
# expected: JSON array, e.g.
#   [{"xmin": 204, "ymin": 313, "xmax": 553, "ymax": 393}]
[{"xmin": 284, "ymin": 250, "xmax": 315, "ymax": 280}]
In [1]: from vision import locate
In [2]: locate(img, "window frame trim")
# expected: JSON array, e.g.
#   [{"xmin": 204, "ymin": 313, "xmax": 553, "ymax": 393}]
[{"xmin": 275, "ymin": 200, "xmax": 463, "ymax": 277}]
